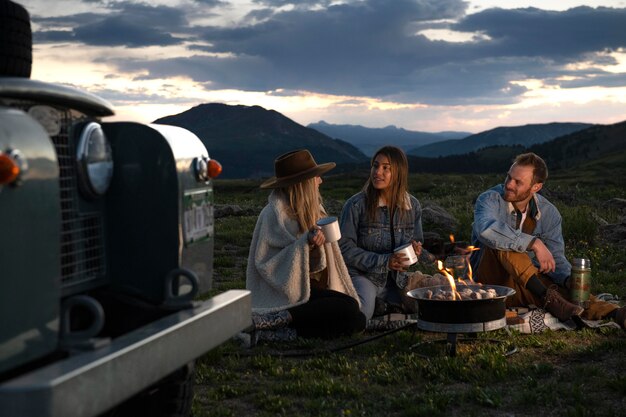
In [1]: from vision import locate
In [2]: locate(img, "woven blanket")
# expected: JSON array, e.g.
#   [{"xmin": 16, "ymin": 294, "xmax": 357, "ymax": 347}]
[
  {"xmin": 507, "ymin": 308, "xmax": 621, "ymax": 334},
  {"xmin": 366, "ymin": 313, "xmax": 417, "ymax": 331}
]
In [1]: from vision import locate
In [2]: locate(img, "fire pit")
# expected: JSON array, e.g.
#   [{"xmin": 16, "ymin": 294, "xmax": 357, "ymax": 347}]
[
  {"xmin": 406, "ymin": 284, "xmax": 517, "ymax": 357},
  {"xmin": 408, "ymin": 284, "xmax": 514, "ymax": 332}
]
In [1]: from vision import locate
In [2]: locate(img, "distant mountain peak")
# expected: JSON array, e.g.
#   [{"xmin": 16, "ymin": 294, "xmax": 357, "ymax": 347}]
[{"xmin": 153, "ymin": 103, "xmax": 368, "ymax": 178}]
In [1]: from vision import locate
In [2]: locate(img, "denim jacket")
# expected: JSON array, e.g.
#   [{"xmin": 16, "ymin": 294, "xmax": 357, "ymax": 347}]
[
  {"xmin": 470, "ymin": 184, "xmax": 571, "ymax": 285},
  {"xmin": 339, "ymin": 191, "xmax": 424, "ymax": 288}
]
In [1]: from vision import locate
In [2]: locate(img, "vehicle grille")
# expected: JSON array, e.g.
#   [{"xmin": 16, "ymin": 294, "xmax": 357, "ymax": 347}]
[{"xmin": 51, "ymin": 110, "xmax": 107, "ymax": 292}]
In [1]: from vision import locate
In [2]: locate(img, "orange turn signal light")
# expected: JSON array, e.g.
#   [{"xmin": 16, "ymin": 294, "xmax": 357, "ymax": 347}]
[
  {"xmin": 207, "ymin": 159, "xmax": 222, "ymax": 178},
  {"xmin": 0, "ymin": 153, "xmax": 20, "ymax": 185}
]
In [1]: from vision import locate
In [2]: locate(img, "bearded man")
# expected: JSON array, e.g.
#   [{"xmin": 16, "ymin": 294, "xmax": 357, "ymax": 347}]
[{"xmin": 470, "ymin": 152, "xmax": 624, "ymax": 327}]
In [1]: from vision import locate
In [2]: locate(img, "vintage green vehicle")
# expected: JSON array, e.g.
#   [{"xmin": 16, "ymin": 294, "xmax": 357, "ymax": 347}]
[{"xmin": 0, "ymin": 1, "xmax": 251, "ymax": 416}]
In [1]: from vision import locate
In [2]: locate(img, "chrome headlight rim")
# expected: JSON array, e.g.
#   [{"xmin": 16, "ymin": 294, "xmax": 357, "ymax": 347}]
[{"xmin": 76, "ymin": 122, "xmax": 113, "ymax": 199}]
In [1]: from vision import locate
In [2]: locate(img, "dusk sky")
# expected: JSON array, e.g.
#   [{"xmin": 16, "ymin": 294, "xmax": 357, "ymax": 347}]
[{"xmin": 20, "ymin": 0, "xmax": 626, "ymax": 133}]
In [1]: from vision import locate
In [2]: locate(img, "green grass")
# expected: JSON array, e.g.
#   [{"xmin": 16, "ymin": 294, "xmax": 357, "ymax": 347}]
[
  {"xmin": 199, "ymin": 171, "xmax": 626, "ymax": 417},
  {"xmin": 193, "ymin": 330, "xmax": 626, "ymax": 417}
]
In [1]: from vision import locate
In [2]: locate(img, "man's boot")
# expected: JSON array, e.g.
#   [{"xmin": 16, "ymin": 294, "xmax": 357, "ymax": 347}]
[
  {"xmin": 543, "ymin": 285, "xmax": 584, "ymax": 321},
  {"xmin": 613, "ymin": 306, "xmax": 626, "ymax": 329}
]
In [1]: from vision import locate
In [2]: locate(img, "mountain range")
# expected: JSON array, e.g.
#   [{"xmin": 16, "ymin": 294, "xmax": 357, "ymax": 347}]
[
  {"xmin": 308, "ymin": 121, "xmax": 470, "ymax": 156},
  {"xmin": 407, "ymin": 122, "xmax": 593, "ymax": 157},
  {"xmin": 153, "ymin": 103, "xmax": 626, "ymax": 179},
  {"xmin": 401, "ymin": 120, "xmax": 626, "ymax": 177}
]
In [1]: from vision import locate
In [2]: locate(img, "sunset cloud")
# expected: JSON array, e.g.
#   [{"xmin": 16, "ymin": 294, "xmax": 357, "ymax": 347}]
[{"xmin": 22, "ymin": 0, "xmax": 626, "ymax": 131}]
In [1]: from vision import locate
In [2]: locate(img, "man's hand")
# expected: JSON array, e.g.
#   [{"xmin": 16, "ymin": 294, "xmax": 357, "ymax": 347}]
[{"xmin": 530, "ymin": 238, "xmax": 555, "ymax": 273}]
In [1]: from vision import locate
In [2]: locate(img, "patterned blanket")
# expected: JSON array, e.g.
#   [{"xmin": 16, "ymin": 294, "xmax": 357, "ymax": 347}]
[
  {"xmin": 507, "ymin": 306, "xmax": 621, "ymax": 334},
  {"xmin": 366, "ymin": 293, "xmax": 622, "ymax": 333}
]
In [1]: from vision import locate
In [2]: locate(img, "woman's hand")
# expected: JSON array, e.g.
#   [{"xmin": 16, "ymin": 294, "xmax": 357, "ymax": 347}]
[
  {"xmin": 411, "ymin": 240, "xmax": 423, "ymax": 257},
  {"xmin": 389, "ymin": 240, "xmax": 423, "ymax": 271},
  {"xmin": 389, "ymin": 252, "xmax": 408, "ymax": 271},
  {"xmin": 308, "ymin": 226, "xmax": 325, "ymax": 248}
]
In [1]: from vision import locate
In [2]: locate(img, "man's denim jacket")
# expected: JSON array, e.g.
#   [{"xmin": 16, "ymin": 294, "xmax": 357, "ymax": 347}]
[
  {"xmin": 339, "ymin": 191, "xmax": 424, "ymax": 288},
  {"xmin": 470, "ymin": 184, "xmax": 571, "ymax": 285}
]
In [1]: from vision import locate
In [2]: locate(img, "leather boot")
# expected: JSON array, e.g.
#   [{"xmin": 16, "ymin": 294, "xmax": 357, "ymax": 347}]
[
  {"xmin": 542, "ymin": 285, "xmax": 584, "ymax": 321},
  {"xmin": 614, "ymin": 306, "xmax": 626, "ymax": 329}
]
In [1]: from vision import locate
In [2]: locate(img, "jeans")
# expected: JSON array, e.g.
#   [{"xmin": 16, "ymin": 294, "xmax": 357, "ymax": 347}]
[{"xmin": 352, "ymin": 275, "xmax": 403, "ymax": 320}]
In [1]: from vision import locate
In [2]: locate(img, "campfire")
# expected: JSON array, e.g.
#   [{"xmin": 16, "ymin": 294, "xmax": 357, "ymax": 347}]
[
  {"xmin": 405, "ymin": 245, "xmax": 515, "ymax": 334},
  {"xmin": 422, "ymin": 248, "xmax": 485, "ymax": 301},
  {"xmin": 424, "ymin": 285, "xmax": 498, "ymax": 301},
  {"xmin": 405, "ymin": 242, "xmax": 517, "ymax": 356}
]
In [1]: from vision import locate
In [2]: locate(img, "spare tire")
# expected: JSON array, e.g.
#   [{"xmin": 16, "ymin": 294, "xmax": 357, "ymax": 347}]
[{"xmin": 0, "ymin": 0, "xmax": 33, "ymax": 77}]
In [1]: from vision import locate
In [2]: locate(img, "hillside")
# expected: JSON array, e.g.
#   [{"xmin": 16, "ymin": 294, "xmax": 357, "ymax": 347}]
[
  {"xmin": 528, "ymin": 120, "xmax": 626, "ymax": 169},
  {"xmin": 308, "ymin": 121, "xmax": 470, "ymax": 156},
  {"xmin": 154, "ymin": 104, "xmax": 368, "ymax": 178},
  {"xmin": 408, "ymin": 122, "xmax": 593, "ymax": 157},
  {"xmin": 334, "ymin": 120, "xmax": 626, "ymax": 177},
  {"xmin": 528, "ymin": 120, "xmax": 626, "ymax": 185}
]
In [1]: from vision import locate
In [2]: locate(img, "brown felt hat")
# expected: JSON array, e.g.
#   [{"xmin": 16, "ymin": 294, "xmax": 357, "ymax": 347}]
[{"xmin": 260, "ymin": 149, "xmax": 336, "ymax": 189}]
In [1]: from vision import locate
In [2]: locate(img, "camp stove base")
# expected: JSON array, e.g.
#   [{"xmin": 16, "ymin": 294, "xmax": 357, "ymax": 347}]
[{"xmin": 410, "ymin": 318, "xmax": 518, "ymax": 357}]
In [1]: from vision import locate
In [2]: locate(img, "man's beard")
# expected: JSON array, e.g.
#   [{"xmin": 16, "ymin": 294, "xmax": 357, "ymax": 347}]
[{"xmin": 503, "ymin": 187, "xmax": 532, "ymax": 203}]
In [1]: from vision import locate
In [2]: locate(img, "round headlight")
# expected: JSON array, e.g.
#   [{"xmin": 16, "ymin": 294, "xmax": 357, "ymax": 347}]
[{"xmin": 76, "ymin": 122, "xmax": 113, "ymax": 199}]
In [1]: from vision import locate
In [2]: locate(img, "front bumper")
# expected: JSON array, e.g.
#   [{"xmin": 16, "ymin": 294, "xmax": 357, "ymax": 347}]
[{"xmin": 0, "ymin": 290, "xmax": 251, "ymax": 417}]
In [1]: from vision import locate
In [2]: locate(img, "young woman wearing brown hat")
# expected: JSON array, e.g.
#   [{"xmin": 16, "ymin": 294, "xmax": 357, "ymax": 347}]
[{"xmin": 246, "ymin": 149, "xmax": 366, "ymax": 341}]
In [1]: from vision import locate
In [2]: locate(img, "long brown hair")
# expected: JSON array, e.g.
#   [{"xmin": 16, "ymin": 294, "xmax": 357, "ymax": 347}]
[
  {"xmin": 275, "ymin": 177, "xmax": 326, "ymax": 233},
  {"xmin": 363, "ymin": 146, "xmax": 409, "ymax": 221}
]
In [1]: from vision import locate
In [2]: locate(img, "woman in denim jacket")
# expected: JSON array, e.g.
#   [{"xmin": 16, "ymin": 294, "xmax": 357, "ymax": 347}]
[{"xmin": 339, "ymin": 146, "xmax": 424, "ymax": 319}]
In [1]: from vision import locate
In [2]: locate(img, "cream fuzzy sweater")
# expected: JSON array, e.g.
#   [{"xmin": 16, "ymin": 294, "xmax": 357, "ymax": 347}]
[{"xmin": 246, "ymin": 192, "xmax": 360, "ymax": 313}]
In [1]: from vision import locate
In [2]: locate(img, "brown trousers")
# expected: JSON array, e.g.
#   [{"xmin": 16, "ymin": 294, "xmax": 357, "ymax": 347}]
[{"xmin": 475, "ymin": 247, "xmax": 617, "ymax": 320}]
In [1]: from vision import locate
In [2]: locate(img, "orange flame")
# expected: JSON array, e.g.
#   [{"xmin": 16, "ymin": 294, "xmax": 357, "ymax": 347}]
[
  {"xmin": 463, "ymin": 247, "xmax": 479, "ymax": 284},
  {"xmin": 466, "ymin": 259, "xmax": 475, "ymax": 284},
  {"xmin": 437, "ymin": 260, "xmax": 457, "ymax": 300},
  {"xmin": 449, "ymin": 234, "xmax": 455, "ymax": 243}
]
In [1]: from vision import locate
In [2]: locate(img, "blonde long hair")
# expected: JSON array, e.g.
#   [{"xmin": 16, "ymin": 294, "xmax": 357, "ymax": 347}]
[
  {"xmin": 363, "ymin": 146, "xmax": 409, "ymax": 222},
  {"xmin": 275, "ymin": 177, "xmax": 326, "ymax": 233}
]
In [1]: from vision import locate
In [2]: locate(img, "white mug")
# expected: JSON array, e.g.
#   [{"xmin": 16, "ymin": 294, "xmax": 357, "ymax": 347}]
[
  {"xmin": 394, "ymin": 243, "xmax": 418, "ymax": 266},
  {"xmin": 316, "ymin": 216, "xmax": 341, "ymax": 243}
]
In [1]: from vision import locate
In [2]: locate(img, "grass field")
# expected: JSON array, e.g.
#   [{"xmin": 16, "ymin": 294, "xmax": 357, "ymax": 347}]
[{"xmin": 193, "ymin": 170, "xmax": 626, "ymax": 417}]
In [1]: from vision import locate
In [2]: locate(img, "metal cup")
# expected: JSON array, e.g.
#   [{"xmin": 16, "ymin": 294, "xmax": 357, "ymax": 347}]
[
  {"xmin": 394, "ymin": 243, "xmax": 418, "ymax": 266},
  {"xmin": 316, "ymin": 216, "xmax": 341, "ymax": 242}
]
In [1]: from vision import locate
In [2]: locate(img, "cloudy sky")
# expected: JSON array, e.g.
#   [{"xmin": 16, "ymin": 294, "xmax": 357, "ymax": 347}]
[{"xmin": 20, "ymin": 0, "xmax": 626, "ymax": 133}]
